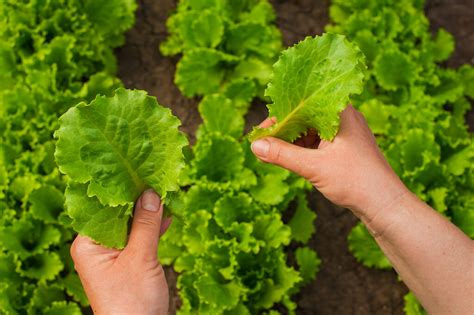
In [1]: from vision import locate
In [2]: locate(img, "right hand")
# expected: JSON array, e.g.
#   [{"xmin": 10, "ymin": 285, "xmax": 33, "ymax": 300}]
[{"xmin": 250, "ymin": 105, "xmax": 409, "ymax": 221}]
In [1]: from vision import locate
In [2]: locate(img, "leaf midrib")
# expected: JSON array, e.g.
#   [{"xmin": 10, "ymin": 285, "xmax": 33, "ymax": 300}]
[
  {"xmin": 269, "ymin": 63, "xmax": 352, "ymax": 137},
  {"xmin": 91, "ymin": 115, "xmax": 147, "ymax": 195}
]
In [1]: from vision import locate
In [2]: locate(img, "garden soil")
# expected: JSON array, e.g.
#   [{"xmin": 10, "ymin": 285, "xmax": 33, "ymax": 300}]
[{"xmin": 116, "ymin": 1, "xmax": 473, "ymax": 314}]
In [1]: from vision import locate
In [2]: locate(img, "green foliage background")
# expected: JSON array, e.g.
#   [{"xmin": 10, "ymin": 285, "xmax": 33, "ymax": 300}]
[
  {"xmin": 0, "ymin": 0, "xmax": 472, "ymax": 314},
  {"xmin": 0, "ymin": 0, "xmax": 137, "ymax": 312}
]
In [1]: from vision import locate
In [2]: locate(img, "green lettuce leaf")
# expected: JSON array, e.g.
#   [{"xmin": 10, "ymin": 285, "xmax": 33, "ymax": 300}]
[
  {"xmin": 29, "ymin": 185, "xmax": 65, "ymax": 224},
  {"xmin": 0, "ymin": 216, "xmax": 62, "ymax": 258},
  {"xmin": 175, "ymin": 49, "xmax": 238, "ymax": 97},
  {"xmin": 65, "ymin": 182, "xmax": 132, "ymax": 249},
  {"xmin": 17, "ymin": 252, "xmax": 64, "ymax": 282},
  {"xmin": 295, "ymin": 247, "xmax": 321, "ymax": 285},
  {"xmin": 248, "ymin": 33, "xmax": 366, "ymax": 142},
  {"xmin": 404, "ymin": 292, "xmax": 426, "ymax": 315},
  {"xmin": 58, "ymin": 273, "xmax": 89, "ymax": 307},
  {"xmin": 288, "ymin": 194, "xmax": 316, "ymax": 243},
  {"xmin": 190, "ymin": 133, "xmax": 245, "ymax": 184},
  {"xmin": 249, "ymin": 171, "xmax": 290, "ymax": 206},
  {"xmin": 27, "ymin": 284, "xmax": 65, "ymax": 314},
  {"xmin": 195, "ymin": 275, "xmax": 241, "ymax": 312},
  {"xmin": 197, "ymin": 94, "xmax": 245, "ymax": 139},
  {"xmin": 43, "ymin": 301, "xmax": 82, "ymax": 315},
  {"xmin": 55, "ymin": 88, "xmax": 188, "ymax": 205},
  {"xmin": 348, "ymin": 223, "xmax": 391, "ymax": 269}
]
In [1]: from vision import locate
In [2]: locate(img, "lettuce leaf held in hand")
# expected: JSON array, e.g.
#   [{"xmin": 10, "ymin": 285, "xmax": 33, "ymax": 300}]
[
  {"xmin": 55, "ymin": 88, "xmax": 188, "ymax": 248},
  {"xmin": 248, "ymin": 33, "xmax": 366, "ymax": 142}
]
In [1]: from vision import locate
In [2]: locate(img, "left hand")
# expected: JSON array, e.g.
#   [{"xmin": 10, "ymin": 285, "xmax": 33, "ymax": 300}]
[{"xmin": 70, "ymin": 190, "xmax": 171, "ymax": 315}]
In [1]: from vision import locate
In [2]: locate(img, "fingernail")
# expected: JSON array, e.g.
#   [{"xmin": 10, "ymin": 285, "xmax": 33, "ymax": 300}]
[
  {"xmin": 251, "ymin": 139, "xmax": 269, "ymax": 158},
  {"xmin": 141, "ymin": 189, "xmax": 161, "ymax": 212}
]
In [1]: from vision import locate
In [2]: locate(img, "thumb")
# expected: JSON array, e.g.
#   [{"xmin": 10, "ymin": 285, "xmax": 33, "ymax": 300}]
[
  {"xmin": 127, "ymin": 189, "xmax": 163, "ymax": 258},
  {"xmin": 251, "ymin": 137, "xmax": 318, "ymax": 179}
]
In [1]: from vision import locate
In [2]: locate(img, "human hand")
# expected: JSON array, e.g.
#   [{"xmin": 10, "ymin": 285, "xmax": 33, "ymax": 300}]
[
  {"xmin": 250, "ymin": 105, "xmax": 409, "ymax": 221},
  {"xmin": 70, "ymin": 190, "xmax": 171, "ymax": 315}
]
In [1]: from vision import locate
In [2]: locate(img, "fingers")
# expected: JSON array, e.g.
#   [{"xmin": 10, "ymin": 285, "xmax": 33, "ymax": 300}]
[
  {"xmin": 70, "ymin": 235, "xmax": 97, "ymax": 263},
  {"xmin": 337, "ymin": 105, "xmax": 368, "ymax": 136},
  {"xmin": 70, "ymin": 235, "xmax": 121, "ymax": 275},
  {"xmin": 251, "ymin": 137, "xmax": 319, "ymax": 179},
  {"xmin": 259, "ymin": 117, "xmax": 277, "ymax": 128},
  {"xmin": 126, "ymin": 190, "xmax": 163, "ymax": 259},
  {"xmin": 160, "ymin": 217, "xmax": 172, "ymax": 236}
]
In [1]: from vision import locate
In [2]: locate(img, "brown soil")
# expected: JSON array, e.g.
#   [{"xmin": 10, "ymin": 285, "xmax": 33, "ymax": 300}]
[{"xmin": 116, "ymin": 1, "xmax": 473, "ymax": 314}]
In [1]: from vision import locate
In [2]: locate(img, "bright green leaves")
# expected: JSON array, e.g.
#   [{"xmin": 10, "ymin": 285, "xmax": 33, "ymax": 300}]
[
  {"xmin": 82, "ymin": 0, "xmax": 137, "ymax": 46},
  {"xmin": 161, "ymin": 186, "xmax": 301, "ymax": 313},
  {"xmin": 348, "ymin": 223, "xmax": 392, "ymax": 269},
  {"xmin": 289, "ymin": 195, "xmax": 317, "ymax": 243},
  {"xmin": 250, "ymin": 171, "xmax": 290, "ymax": 206},
  {"xmin": 374, "ymin": 50, "xmax": 415, "ymax": 91},
  {"xmin": 162, "ymin": 0, "xmax": 282, "ymax": 110},
  {"xmin": 43, "ymin": 301, "xmax": 82, "ymax": 315},
  {"xmin": 0, "ymin": 0, "xmax": 137, "ymax": 311},
  {"xmin": 182, "ymin": 11, "xmax": 225, "ymax": 49},
  {"xmin": 295, "ymin": 247, "xmax": 321, "ymax": 285},
  {"xmin": 404, "ymin": 292, "xmax": 427, "ymax": 315},
  {"xmin": 55, "ymin": 88, "xmax": 187, "ymax": 204},
  {"xmin": 18, "ymin": 253, "xmax": 64, "ymax": 282},
  {"xmin": 29, "ymin": 186, "xmax": 65, "ymax": 224},
  {"xmin": 65, "ymin": 183, "xmax": 132, "ymax": 249},
  {"xmin": 430, "ymin": 29, "xmax": 455, "ymax": 63},
  {"xmin": 195, "ymin": 275, "xmax": 241, "ymax": 311},
  {"xmin": 197, "ymin": 95, "xmax": 245, "ymax": 138},
  {"xmin": 161, "ymin": 2, "xmax": 323, "ymax": 313},
  {"xmin": 249, "ymin": 33, "xmax": 366, "ymax": 142},
  {"xmin": 159, "ymin": 92, "xmax": 318, "ymax": 313},
  {"xmin": 0, "ymin": 216, "xmax": 62, "ymax": 258},
  {"xmin": 176, "ymin": 49, "xmax": 238, "ymax": 97},
  {"xmin": 191, "ymin": 133, "xmax": 245, "ymax": 184},
  {"xmin": 55, "ymin": 88, "xmax": 188, "ymax": 248}
]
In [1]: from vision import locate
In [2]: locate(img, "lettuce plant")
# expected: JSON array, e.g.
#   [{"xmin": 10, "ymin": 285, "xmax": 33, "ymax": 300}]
[
  {"xmin": 161, "ymin": 0, "xmax": 282, "ymax": 112},
  {"xmin": 159, "ymin": 94, "xmax": 319, "ymax": 314},
  {"xmin": 0, "ymin": 0, "xmax": 137, "ymax": 313},
  {"xmin": 160, "ymin": 3, "xmax": 327, "ymax": 313},
  {"xmin": 249, "ymin": 33, "xmax": 366, "ymax": 142}
]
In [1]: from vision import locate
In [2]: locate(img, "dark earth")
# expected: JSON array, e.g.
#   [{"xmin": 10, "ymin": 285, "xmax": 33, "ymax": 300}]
[{"xmin": 116, "ymin": 1, "xmax": 474, "ymax": 314}]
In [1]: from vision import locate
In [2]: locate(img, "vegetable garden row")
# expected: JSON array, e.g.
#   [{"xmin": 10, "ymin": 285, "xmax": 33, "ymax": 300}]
[{"xmin": 0, "ymin": 0, "xmax": 472, "ymax": 314}]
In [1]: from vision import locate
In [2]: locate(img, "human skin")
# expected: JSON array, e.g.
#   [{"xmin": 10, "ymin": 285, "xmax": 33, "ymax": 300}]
[
  {"xmin": 251, "ymin": 105, "xmax": 474, "ymax": 315},
  {"xmin": 70, "ymin": 190, "xmax": 171, "ymax": 315},
  {"xmin": 71, "ymin": 106, "xmax": 473, "ymax": 315}
]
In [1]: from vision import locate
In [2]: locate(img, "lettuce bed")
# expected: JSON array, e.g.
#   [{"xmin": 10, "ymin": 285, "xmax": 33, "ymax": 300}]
[
  {"xmin": 0, "ymin": 0, "xmax": 136, "ymax": 312},
  {"xmin": 0, "ymin": 0, "xmax": 472, "ymax": 314}
]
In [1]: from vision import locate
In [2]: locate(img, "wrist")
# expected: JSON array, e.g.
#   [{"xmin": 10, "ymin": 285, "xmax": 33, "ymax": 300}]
[
  {"xmin": 359, "ymin": 184, "xmax": 420, "ymax": 238},
  {"xmin": 351, "ymin": 171, "xmax": 410, "ymax": 226}
]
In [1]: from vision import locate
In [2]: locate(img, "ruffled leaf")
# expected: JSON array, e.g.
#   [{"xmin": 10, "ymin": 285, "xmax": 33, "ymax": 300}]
[
  {"xmin": 29, "ymin": 185, "xmax": 65, "ymax": 223},
  {"xmin": 374, "ymin": 50, "xmax": 415, "ymax": 91},
  {"xmin": 404, "ymin": 292, "xmax": 426, "ymax": 315},
  {"xmin": 248, "ymin": 33, "xmax": 366, "ymax": 142},
  {"xmin": 348, "ymin": 223, "xmax": 391, "ymax": 269},
  {"xmin": 295, "ymin": 247, "xmax": 321, "ymax": 285},
  {"xmin": 65, "ymin": 182, "xmax": 131, "ymax": 249},
  {"xmin": 43, "ymin": 301, "xmax": 82, "ymax": 315},
  {"xmin": 175, "ymin": 49, "xmax": 238, "ymax": 97},
  {"xmin": 197, "ymin": 95, "xmax": 245, "ymax": 139},
  {"xmin": 55, "ymin": 88, "xmax": 188, "ymax": 206},
  {"xmin": 17, "ymin": 252, "xmax": 64, "ymax": 282},
  {"xmin": 288, "ymin": 194, "xmax": 316, "ymax": 243}
]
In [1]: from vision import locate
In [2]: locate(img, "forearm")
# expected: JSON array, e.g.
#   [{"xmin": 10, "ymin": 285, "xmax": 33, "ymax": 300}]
[{"xmin": 360, "ymin": 189, "xmax": 474, "ymax": 314}]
